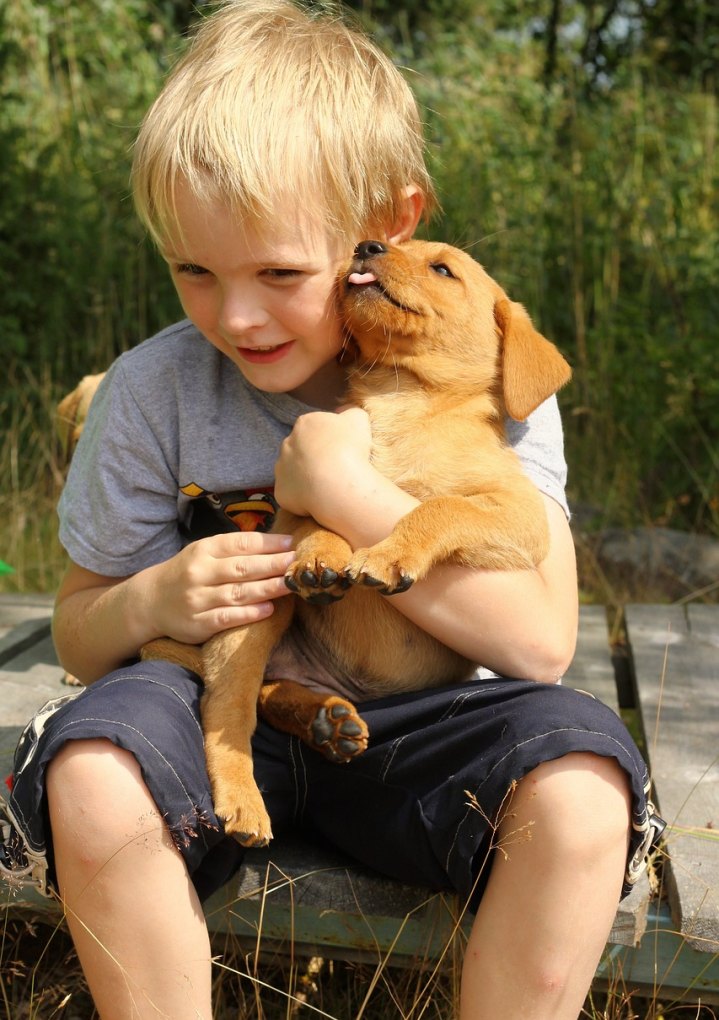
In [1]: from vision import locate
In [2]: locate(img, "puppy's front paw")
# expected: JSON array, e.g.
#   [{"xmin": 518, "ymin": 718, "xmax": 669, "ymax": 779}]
[
  {"xmin": 213, "ymin": 781, "xmax": 273, "ymax": 847},
  {"xmin": 345, "ymin": 544, "xmax": 415, "ymax": 595},
  {"xmin": 285, "ymin": 558, "xmax": 352, "ymax": 604}
]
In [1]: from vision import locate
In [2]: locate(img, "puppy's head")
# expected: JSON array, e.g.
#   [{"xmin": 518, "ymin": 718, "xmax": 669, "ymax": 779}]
[
  {"xmin": 340, "ymin": 239, "xmax": 570, "ymax": 420},
  {"xmin": 56, "ymin": 372, "xmax": 106, "ymax": 465}
]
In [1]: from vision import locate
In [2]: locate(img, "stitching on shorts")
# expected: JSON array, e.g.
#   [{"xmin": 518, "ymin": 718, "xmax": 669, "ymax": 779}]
[
  {"xmin": 290, "ymin": 738, "xmax": 308, "ymax": 821},
  {"xmin": 9, "ymin": 672, "xmax": 207, "ymax": 843},
  {"xmin": 380, "ymin": 736, "xmax": 406, "ymax": 781},
  {"xmin": 101, "ymin": 674, "xmax": 205, "ymax": 740},
  {"xmin": 35, "ymin": 716, "xmax": 203, "ymax": 837},
  {"xmin": 380, "ymin": 687, "xmax": 502, "ymax": 780},
  {"xmin": 444, "ymin": 725, "xmax": 649, "ymax": 874},
  {"xmin": 437, "ymin": 687, "xmax": 501, "ymax": 725}
]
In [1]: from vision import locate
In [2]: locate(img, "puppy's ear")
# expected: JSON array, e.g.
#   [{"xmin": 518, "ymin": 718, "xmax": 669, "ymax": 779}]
[{"xmin": 495, "ymin": 297, "xmax": 571, "ymax": 420}]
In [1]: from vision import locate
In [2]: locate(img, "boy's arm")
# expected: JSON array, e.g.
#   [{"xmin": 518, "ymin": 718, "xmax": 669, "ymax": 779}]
[
  {"xmin": 360, "ymin": 492, "xmax": 578, "ymax": 684},
  {"xmin": 274, "ymin": 408, "xmax": 578, "ymax": 684},
  {"xmin": 53, "ymin": 532, "xmax": 296, "ymax": 683}
]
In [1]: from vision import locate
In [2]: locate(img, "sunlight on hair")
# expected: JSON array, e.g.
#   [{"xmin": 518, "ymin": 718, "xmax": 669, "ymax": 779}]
[{"xmin": 131, "ymin": 0, "xmax": 437, "ymax": 250}]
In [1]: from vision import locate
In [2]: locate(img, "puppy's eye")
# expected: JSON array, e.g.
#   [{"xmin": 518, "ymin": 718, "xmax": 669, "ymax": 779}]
[{"xmin": 430, "ymin": 262, "xmax": 456, "ymax": 279}]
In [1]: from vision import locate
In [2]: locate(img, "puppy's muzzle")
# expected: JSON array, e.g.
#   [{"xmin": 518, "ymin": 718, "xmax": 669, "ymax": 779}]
[{"xmin": 354, "ymin": 239, "xmax": 387, "ymax": 261}]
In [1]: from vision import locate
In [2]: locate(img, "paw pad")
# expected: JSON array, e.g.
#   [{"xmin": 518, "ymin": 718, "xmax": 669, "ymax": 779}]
[{"xmin": 310, "ymin": 703, "xmax": 368, "ymax": 763}]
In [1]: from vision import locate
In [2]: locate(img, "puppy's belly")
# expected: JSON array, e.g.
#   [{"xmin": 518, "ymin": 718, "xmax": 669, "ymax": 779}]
[
  {"xmin": 267, "ymin": 588, "xmax": 476, "ymax": 701},
  {"xmin": 263, "ymin": 624, "xmax": 371, "ymax": 702}
]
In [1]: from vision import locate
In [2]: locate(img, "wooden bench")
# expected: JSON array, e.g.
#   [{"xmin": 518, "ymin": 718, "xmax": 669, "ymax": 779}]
[{"xmin": 1, "ymin": 593, "xmax": 717, "ymax": 1002}]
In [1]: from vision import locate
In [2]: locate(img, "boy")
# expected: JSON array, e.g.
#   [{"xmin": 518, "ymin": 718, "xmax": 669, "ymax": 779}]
[{"xmin": 1, "ymin": 2, "xmax": 662, "ymax": 1017}]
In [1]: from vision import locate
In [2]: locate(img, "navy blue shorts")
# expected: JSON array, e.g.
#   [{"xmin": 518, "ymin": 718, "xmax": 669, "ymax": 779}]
[{"xmin": 1, "ymin": 661, "xmax": 664, "ymax": 905}]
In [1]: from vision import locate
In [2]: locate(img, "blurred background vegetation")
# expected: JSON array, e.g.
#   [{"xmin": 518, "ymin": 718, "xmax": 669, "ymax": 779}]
[{"xmin": 1, "ymin": 0, "xmax": 717, "ymax": 593}]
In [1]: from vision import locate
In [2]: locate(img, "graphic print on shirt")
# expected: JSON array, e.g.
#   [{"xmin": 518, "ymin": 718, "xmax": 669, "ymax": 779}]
[{"xmin": 180, "ymin": 482, "xmax": 278, "ymax": 541}]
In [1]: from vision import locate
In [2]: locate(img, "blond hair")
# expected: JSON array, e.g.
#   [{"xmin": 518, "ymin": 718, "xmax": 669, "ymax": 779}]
[{"xmin": 131, "ymin": 0, "xmax": 437, "ymax": 247}]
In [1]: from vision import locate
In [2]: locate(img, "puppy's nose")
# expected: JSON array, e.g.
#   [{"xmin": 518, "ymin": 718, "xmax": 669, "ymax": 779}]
[{"xmin": 354, "ymin": 240, "xmax": 387, "ymax": 260}]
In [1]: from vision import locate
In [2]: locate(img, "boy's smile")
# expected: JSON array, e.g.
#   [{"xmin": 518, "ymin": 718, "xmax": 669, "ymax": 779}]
[
  {"xmin": 237, "ymin": 340, "xmax": 296, "ymax": 364},
  {"xmin": 163, "ymin": 186, "xmax": 353, "ymax": 409}
]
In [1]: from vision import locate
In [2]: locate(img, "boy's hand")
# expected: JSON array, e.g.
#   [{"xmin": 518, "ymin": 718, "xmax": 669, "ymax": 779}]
[
  {"xmin": 274, "ymin": 407, "xmax": 375, "ymax": 520},
  {"xmin": 143, "ymin": 531, "xmax": 296, "ymax": 644}
]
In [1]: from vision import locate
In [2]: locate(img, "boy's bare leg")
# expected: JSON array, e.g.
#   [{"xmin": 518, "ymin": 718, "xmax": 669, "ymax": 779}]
[
  {"xmin": 460, "ymin": 752, "xmax": 631, "ymax": 1020},
  {"xmin": 48, "ymin": 740, "xmax": 212, "ymax": 1020}
]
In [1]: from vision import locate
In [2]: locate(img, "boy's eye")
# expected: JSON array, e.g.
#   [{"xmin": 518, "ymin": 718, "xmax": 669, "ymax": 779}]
[
  {"xmin": 175, "ymin": 263, "xmax": 208, "ymax": 276},
  {"xmin": 262, "ymin": 268, "xmax": 302, "ymax": 279},
  {"xmin": 430, "ymin": 262, "xmax": 456, "ymax": 279}
]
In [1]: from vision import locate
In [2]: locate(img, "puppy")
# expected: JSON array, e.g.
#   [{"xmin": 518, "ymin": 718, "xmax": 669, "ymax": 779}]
[
  {"xmin": 55, "ymin": 373, "xmax": 106, "ymax": 466},
  {"xmin": 142, "ymin": 238, "xmax": 572, "ymax": 847}
]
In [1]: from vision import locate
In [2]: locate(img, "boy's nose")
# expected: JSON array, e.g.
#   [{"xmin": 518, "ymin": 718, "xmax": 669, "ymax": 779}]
[
  {"xmin": 354, "ymin": 240, "xmax": 387, "ymax": 260},
  {"xmin": 219, "ymin": 289, "xmax": 268, "ymax": 335}
]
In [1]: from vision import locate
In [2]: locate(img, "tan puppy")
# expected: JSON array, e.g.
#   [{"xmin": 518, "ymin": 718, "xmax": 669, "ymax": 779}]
[
  {"xmin": 55, "ymin": 373, "xmax": 106, "ymax": 466},
  {"xmin": 142, "ymin": 238, "xmax": 571, "ymax": 846}
]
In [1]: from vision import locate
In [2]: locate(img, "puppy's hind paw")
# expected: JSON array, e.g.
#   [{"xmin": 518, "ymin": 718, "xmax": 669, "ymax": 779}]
[{"xmin": 309, "ymin": 698, "xmax": 369, "ymax": 762}]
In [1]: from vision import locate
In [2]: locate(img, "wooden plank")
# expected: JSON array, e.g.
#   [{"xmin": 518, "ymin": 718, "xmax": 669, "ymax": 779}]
[
  {"xmin": 597, "ymin": 903, "xmax": 719, "ymax": 1005},
  {"xmin": 0, "ymin": 632, "xmax": 69, "ymax": 782},
  {"xmin": 0, "ymin": 616, "xmax": 52, "ymax": 667},
  {"xmin": 565, "ymin": 605, "xmax": 619, "ymax": 711},
  {"xmin": 0, "ymin": 593, "xmax": 54, "ymax": 619},
  {"xmin": 688, "ymin": 605, "xmax": 719, "ymax": 649},
  {"xmin": 607, "ymin": 877, "xmax": 651, "ymax": 948},
  {"xmin": 626, "ymin": 603, "xmax": 719, "ymax": 953},
  {"xmin": 204, "ymin": 835, "xmax": 469, "ymax": 963},
  {"xmin": 1, "ymin": 633, "xmax": 66, "ymax": 710},
  {"xmin": 0, "ymin": 594, "xmax": 54, "ymax": 648}
]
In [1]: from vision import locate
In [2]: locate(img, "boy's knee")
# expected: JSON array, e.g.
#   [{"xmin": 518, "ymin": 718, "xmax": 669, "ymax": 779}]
[
  {"xmin": 48, "ymin": 738, "xmax": 142, "ymax": 798},
  {"xmin": 47, "ymin": 739, "xmax": 187, "ymax": 902},
  {"xmin": 509, "ymin": 752, "xmax": 632, "ymax": 851},
  {"xmin": 48, "ymin": 739, "xmax": 162, "ymax": 852}
]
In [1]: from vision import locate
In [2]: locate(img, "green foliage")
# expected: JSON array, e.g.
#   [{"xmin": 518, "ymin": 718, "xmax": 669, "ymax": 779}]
[
  {"xmin": 0, "ymin": 0, "xmax": 717, "ymax": 595},
  {"xmin": 0, "ymin": 0, "xmax": 181, "ymax": 383},
  {"xmin": 642, "ymin": 0, "xmax": 719, "ymax": 87}
]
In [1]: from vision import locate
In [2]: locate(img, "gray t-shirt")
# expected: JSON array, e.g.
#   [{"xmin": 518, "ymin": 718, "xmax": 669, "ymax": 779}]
[{"xmin": 59, "ymin": 319, "xmax": 569, "ymax": 578}]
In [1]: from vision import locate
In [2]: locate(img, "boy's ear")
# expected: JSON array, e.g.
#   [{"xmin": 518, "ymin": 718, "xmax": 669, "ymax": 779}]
[{"xmin": 385, "ymin": 185, "xmax": 424, "ymax": 243}]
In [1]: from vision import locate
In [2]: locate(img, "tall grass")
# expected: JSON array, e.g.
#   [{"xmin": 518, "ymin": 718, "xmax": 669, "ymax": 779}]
[
  {"xmin": 3, "ymin": 886, "xmax": 717, "ymax": 1018},
  {"xmin": 0, "ymin": 0, "xmax": 182, "ymax": 379},
  {"xmin": 0, "ymin": 366, "xmax": 65, "ymax": 593}
]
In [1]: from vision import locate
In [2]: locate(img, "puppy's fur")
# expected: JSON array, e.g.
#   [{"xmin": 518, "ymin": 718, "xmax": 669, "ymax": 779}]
[
  {"xmin": 58, "ymin": 240, "xmax": 571, "ymax": 848},
  {"xmin": 56, "ymin": 373, "xmax": 106, "ymax": 466},
  {"xmin": 142, "ymin": 239, "xmax": 571, "ymax": 846}
]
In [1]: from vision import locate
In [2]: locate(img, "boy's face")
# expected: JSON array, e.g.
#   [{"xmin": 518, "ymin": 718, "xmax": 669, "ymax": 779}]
[{"xmin": 162, "ymin": 186, "xmax": 353, "ymax": 408}]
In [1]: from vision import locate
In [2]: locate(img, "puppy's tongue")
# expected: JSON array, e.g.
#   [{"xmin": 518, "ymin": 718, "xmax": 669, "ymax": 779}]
[{"xmin": 348, "ymin": 271, "xmax": 377, "ymax": 286}]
